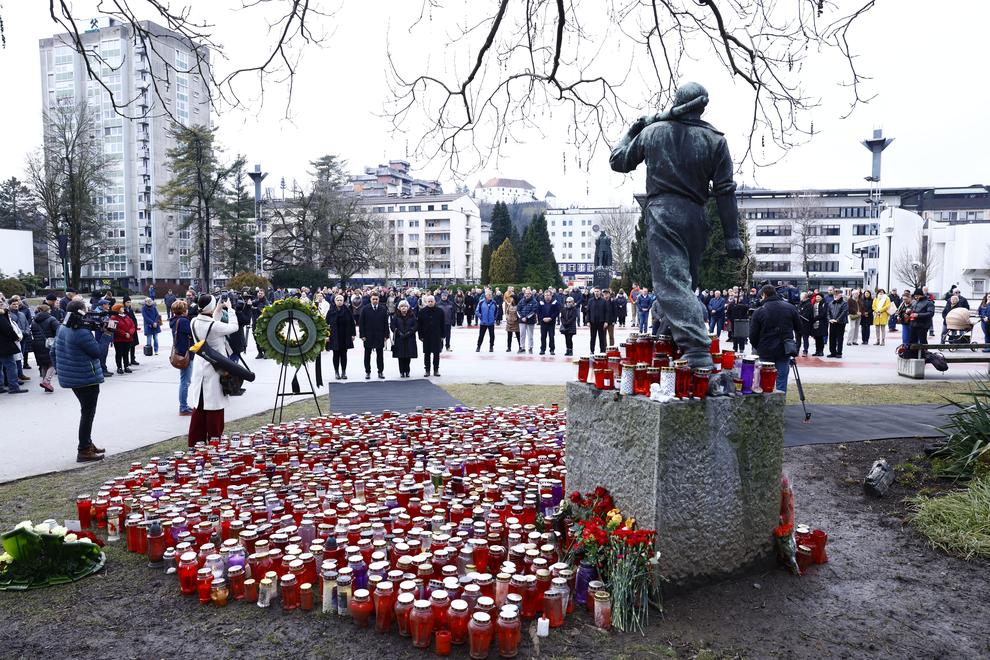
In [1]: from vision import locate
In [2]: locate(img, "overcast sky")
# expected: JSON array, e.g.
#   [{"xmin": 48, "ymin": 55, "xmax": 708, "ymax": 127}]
[{"xmin": 1, "ymin": 1, "xmax": 987, "ymax": 206}]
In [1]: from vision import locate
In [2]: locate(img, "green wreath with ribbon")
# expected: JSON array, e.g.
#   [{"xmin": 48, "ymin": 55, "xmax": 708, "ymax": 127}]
[{"xmin": 254, "ymin": 297, "xmax": 328, "ymax": 369}]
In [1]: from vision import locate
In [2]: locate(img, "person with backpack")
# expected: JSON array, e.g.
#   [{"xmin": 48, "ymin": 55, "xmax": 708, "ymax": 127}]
[
  {"xmin": 31, "ymin": 304, "xmax": 61, "ymax": 392},
  {"xmin": 187, "ymin": 294, "xmax": 240, "ymax": 446},
  {"xmin": 169, "ymin": 300, "xmax": 194, "ymax": 416}
]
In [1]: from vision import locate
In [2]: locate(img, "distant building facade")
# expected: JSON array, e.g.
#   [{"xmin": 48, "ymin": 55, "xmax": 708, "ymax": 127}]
[
  {"xmin": 738, "ymin": 185, "xmax": 990, "ymax": 299},
  {"xmin": 39, "ymin": 18, "xmax": 211, "ymax": 288},
  {"xmin": 546, "ymin": 206, "xmax": 637, "ymax": 286},
  {"xmin": 349, "ymin": 160, "xmax": 442, "ymax": 198},
  {"xmin": 473, "ymin": 177, "xmax": 539, "ymax": 205}
]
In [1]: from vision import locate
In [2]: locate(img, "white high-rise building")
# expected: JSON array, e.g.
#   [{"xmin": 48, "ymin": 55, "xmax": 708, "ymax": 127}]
[
  {"xmin": 546, "ymin": 206, "xmax": 638, "ymax": 286},
  {"xmin": 39, "ymin": 18, "xmax": 211, "ymax": 287}
]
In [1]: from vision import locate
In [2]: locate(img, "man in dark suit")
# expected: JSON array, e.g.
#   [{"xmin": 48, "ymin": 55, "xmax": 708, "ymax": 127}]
[{"xmin": 359, "ymin": 292, "xmax": 389, "ymax": 379}]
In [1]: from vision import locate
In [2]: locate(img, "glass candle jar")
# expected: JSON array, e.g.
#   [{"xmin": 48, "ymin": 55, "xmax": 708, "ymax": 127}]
[
  {"xmin": 349, "ymin": 588, "xmax": 373, "ymax": 626},
  {"xmin": 591, "ymin": 353, "xmax": 607, "ymax": 372},
  {"xmin": 300, "ymin": 582, "xmax": 314, "ymax": 611},
  {"xmin": 257, "ymin": 577, "xmax": 274, "ymax": 608},
  {"xmin": 593, "ymin": 368, "xmax": 613, "ymax": 390},
  {"xmin": 542, "ymin": 587, "xmax": 565, "ymax": 628},
  {"xmin": 146, "ymin": 520, "xmax": 166, "ymax": 568},
  {"xmin": 228, "ymin": 565, "xmax": 246, "ymax": 600},
  {"xmin": 494, "ymin": 573, "xmax": 511, "ymax": 607},
  {"xmin": 574, "ymin": 561, "xmax": 595, "ymax": 608},
  {"xmin": 740, "ymin": 356, "xmax": 757, "ymax": 394},
  {"xmin": 647, "ymin": 366, "xmax": 661, "ymax": 391},
  {"xmin": 395, "ymin": 592, "xmax": 415, "ymax": 636},
  {"xmin": 709, "ymin": 333, "xmax": 720, "ymax": 355},
  {"xmin": 336, "ymin": 575, "xmax": 352, "ymax": 616},
  {"xmin": 435, "ymin": 630, "xmax": 452, "ymax": 657},
  {"xmin": 586, "ymin": 580, "xmax": 604, "ymax": 614},
  {"xmin": 721, "ymin": 350, "xmax": 736, "ymax": 371},
  {"xmin": 104, "ymin": 506, "xmax": 120, "ymax": 541},
  {"xmin": 374, "ymin": 581, "xmax": 395, "ymax": 632},
  {"xmin": 196, "ymin": 567, "xmax": 213, "ymax": 604},
  {"xmin": 576, "ymin": 357, "xmax": 590, "ymax": 383},
  {"xmin": 674, "ymin": 360, "xmax": 692, "ymax": 399},
  {"xmin": 410, "ymin": 599, "xmax": 435, "ymax": 649},
  {"xmin": 211, "ymin": 578, "xmax": 229, "ymax": 607},
  {"xmin": 430, "ymin": 589, "xmax": 451, "ymax": 630},
  {"xmin": 619, "ymin": 362, "xmax": 635, "ymax": 395},
  {"xmin": 593, "ymin": 590, "xmax": 612, "ymax": 630},
  {"xmin": 76, "ymin": 494, "xmax": 93, "ymax": 529},
  {"xmin": 759, "ymin": 362, "xmax": 777, "ymax": 393},
  {"xmin": 496, "ymin": 606, "xmax": 522, "ymax": 658},
  {"xmin": 321, "ymin": 568, "xmax": 338, "ymax": 614},
  {"xmin": 634, "ymin": 363, "xmax": 650, "ymax": 395},
  {"xmin": 448, "ymin": 599, "xmax": 470, "ymax": 645},
  {"xmin": 692, "ymin": 367, "xmax": 712, "ymax": 400},
  {"xmin": 178, "ymin": 551, "xmax": 199, "ymax": 595},
  {"xmin": 93, "ymin": 498, "xmax": 109, "ymax": 529},
  {"xmin": 281, "ymin": 574, "xmax": 301, "ymax": 612},
  {"xmin": 607, "ymin": 356, "xmax": 622, "ymax": 381},
  {"xmin": 243, "ymin": 578, "xmax": 258, "ymax": 603},
  {"xmin": 659, "ymin": 366, "xmax": 676, "ymax": 398},
  {"xmin": 468, "ymin": 611, "xmax": 494, "ymax": 660}
]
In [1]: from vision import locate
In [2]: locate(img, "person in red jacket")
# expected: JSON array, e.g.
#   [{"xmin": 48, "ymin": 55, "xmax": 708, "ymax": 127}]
[{"xmin": 110, "ymin": 303, "xmax": 136, "ymax": 374}]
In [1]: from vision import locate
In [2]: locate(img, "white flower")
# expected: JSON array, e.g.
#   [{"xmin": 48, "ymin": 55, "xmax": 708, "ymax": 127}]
[
  {"xmin": 49, "ymin": 525, "xmax": 68, "ymax": 537},
  {"xmin": 13, "ymin": 520, "xmax": 33, "ymax": 531},
  {"xmin": 33, "ymin": 523, "xmax": 52, "ymax": 535},
  {"xmin": 64, "ymin": 534, "xmax": 78, "ymax": 543},
  {"xmin": 76, "ymin": 537, "xmax": 94, "ymax": 544},
  {"xmin": 0, "ymin": 552, "xmax": 13, "ymax": 563}
]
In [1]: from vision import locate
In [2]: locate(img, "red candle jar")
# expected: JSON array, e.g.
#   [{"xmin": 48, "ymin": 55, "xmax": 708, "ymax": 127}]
[
  {"xmin": 374, "ymin": 581, "xmax": 395, "ymax": 632},
  {"xmin": 93, "ymin": 498, "xmax": 109, "ymax": 529},
  {"xmin": 196, "ymin": 567, "xmax": 214, "ymax": 604},
  {"xmin": 692, "ymin": 368, "xmax": 711, "ymax": 400},
  {"xmin": 721, "ymin": 350, "xmax": 736, "ymax": 371},
  {"xmin": 811, "ymin": 530, "xmax": 828, "ymax": 564},
  {"xmin": 647, "ymin": 366, "xmax": 661, "ymax": 391},
  {"xmin": 496, "ymin": 607, "xmax": 522, "ymax": 657},
  {"xmin": 300, "ymin": 583, "xmax": 315, "ymax": 611},
  {"xmin": 759, "ymin": 362, "xmax": 777, "ymax": 393},
  {"xmin": 674, "ymin": 361, "xmax": 692, "ymax": 399},
  {"xmin": 468, "ymin": 611, "xmax": 494, "ymax": 660},
  {"xmin": 177, "ymin": 551, "xmax": 198, "ymax": 595},
  {"xmin": 448, "ymin": 599, "xmax": 470, "ymax": 644},
  {"xmin": 709, "ymin": 333, "xmax": 720, "ymax": 355},
  {"xmin": 591, "ymin": 354, "xmax": 607, "ymax": 372},
  {"xmin": 656, "ymin": 334, "xmax": 674, "ymax": 356},
  {"xmin": 430, "ymin": 589, "xmax": 451, "ymax": 630},
  {"xmin": 593, "ymin": 369, "xmax": 613, "ymax": 390},
  {"xmin": 607, "ymin": 356, "xmax": 621, "ymax": 380},
  {"xmin": 576, "ymin": 357, "xmax": 590, "ymax": 383},
  {"xmin": 796, "ymin": 544, "xmax": 814, "ymax": 574},
  {"xmin": 395, "ymin": 592, "xmax": 415, "ymax": 636},
  {"xmin": 281, "ymin": 574, "xmax": 301, "ymax": 612},
  {"xmin": 435, "ymin": 630, "xmax": 452, "ymax": 657},
  {"xmin": 605, "ymin": 345, "xmax": 620, "ymax": 360},
  {"xmin": 633, "ymin": 363, "xmax": 650, "ymax": 396},
  {"xmin": 586, "ymin": 580, "xmax": 604, "ymax": 613},
  {"xmin": 652, "ymin": 353, "xmax": 670, "ymax": 369},
  {"xmin": 243, "ymin": 578, "xmax": 258, "ymax": 603},
  {"xmin": 349, "ymin": 588, "xmax": 373, "ymax": 625},
  {"xmin": 76, "ymin": 494, "xmax": 93, "ymax": 528},
  {"xmin": 410, "ymin": 599, "xmax": 435, "ymax": 648}
]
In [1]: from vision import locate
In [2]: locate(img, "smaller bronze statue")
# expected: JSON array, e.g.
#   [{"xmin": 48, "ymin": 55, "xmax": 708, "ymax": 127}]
[{"xmin": 594, "ymin": 233, "xmax": 613, "ymax": 270}]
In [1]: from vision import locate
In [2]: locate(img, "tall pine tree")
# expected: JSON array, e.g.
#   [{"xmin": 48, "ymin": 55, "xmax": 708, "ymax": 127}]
[
  {"xmin": 488, "ymin": 201, "xmax": 512, "ymax": 250},
  {"xmin": 521, "ymin": 213, "xmax": 563, "ymax": 287},
  {"xmin": 489, "ymin": 238, "xmax": 519, "ymax": 283},
  {"xmin": 699, "ymin": 199, "xmax": 750, "ymax": 291},
  {"xmin": 480, "ymin": 243, "xmax": 492, "ymax": 284},
  {"xmin": 218, "ymin": 156, "xmax": 257, "ymax": 278},
  {"xmin": 627, "ymin": 208, "xmax": 652, "ymax": 288}
]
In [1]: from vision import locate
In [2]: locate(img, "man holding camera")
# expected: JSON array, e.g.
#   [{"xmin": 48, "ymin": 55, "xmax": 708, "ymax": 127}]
[
  {"xmin": 54, "ymin": 299, "xmax": 114, "ymax": 462},
  {"xmin": 749, "ymin": 285, "xmax": 801, "ymax": 393}
]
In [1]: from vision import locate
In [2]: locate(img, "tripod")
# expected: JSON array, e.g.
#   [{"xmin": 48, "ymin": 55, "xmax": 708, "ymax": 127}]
[
  {"xmin": 789, "ymin": 356, "xmax": 811, "ymax": 423},
  {"xmin": 272, "ymin": 308, "xmax": 323, "ymax": 424}
]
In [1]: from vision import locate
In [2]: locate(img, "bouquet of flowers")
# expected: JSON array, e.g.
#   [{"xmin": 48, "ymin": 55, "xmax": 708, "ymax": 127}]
[
  {"xmin": 0, "ymin": 520, "xmax": 105, "ymax": 590},
  {"xmin": 562, "ymin": 487, "xmax": 663, "ymax": 632}
]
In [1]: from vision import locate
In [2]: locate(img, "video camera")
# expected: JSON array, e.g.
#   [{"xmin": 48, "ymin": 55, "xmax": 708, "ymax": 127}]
[{"xmin": 66, "ymin": 310, "xmax": 111, "ymax": 333}]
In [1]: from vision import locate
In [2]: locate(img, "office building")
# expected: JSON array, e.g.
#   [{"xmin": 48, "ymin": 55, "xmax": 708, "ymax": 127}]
[
  {"xmin": 546, "ymin": 206, "xmax": 637, "ymax": 286},
  {"xmin": 39, "ymin": 17, "xmax": 210, "ymax": 287}
]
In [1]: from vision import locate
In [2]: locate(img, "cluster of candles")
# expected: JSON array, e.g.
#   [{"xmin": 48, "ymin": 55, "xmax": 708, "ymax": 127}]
[
  {"xmin": 794, "ymin": 524, "xmax": 829, "ymax": 574},
  {"xmin": 575, "ymin": 332, "xmax": 780, "ymax": 398},
  {"xmin": 73, "ymin": 405, "xmax": 616, "ymax": 657}
]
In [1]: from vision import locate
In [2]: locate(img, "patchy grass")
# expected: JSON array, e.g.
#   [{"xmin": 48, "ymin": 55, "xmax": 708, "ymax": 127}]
[
  {"xmin": 441, "ymin": 383, "xmax": 567, "ymax": 409},
  {"xmin": 908, "ymin": 477, "xmax": 990, "ymax": 560}
]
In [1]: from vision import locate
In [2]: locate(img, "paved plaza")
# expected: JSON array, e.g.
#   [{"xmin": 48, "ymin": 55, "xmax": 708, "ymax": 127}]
[{"xmin": 1, "ymin": 315, "xmax": 982, "ymax": 482}]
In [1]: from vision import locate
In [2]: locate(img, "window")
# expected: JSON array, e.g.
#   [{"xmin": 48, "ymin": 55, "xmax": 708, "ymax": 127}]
[
  {"xmin": 387, "ymin": 206, "xmax": 394, "ymax": 212},
  {"xmin": 755, "ymin": 261, "xmax": 790, "ymax": 272},
  {"xmin": 756, "ymin": 225, "xmax": 791, "ymax": 237},
  {"xmin": 399, "ymin": 206, "xmax": 406, "ymax": 212},
  {"xmin": 865, "ymin": 245, "xmax": 880, "ymax": 258},
  {"xmin": 441, "ymin": 204, "xmax": 448, "ymax": 210},
  {"xmin": 807, "ymin": 224, "xmax": 840, "ymax": 236},
  {"xmin": 427, "ymin": 205, "xmax": 434, "ymax": 211},
  {"xmin": 409, "ymin": 205, "xmax": 421, "ymax": 212},
  {"xmin": 755, "ymin": 244, "xmax": 791, "ymax": 254},
  {"xmin": 973, "ymin": 279, "xmax": 986, "ymax": 295},
  {"xmin": 807, "ymin": 261, "xmax": 840, "ymax": 273},
  {"xmin": 806, "ymin": 243, "xmax": 840, "ymax": 254},
  {"xmin": 409, "ymin": 220, "xmax": 419, "ymax": 228}
]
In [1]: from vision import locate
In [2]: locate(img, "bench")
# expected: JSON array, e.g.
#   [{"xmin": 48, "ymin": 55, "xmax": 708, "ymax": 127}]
[{"xmin": 897, "ymin": 343, "xmax": 990, "ymax": 379}]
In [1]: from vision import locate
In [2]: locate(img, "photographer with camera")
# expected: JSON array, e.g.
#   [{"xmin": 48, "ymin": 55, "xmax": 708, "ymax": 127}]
[
  {"xmin": 187, "ymin": 294, "xmax": 240, "ymax": 447},
  {"xmin": 749, "ymin": 284, "xmax": 801, "ymax": 393},
  {"xmin": 53, "ymin": 299, "xmax": 114, "ymax": 462}
]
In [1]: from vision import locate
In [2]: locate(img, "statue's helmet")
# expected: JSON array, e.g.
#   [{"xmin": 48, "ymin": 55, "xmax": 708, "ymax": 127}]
[{"xmin": 673, "ymin": 82, "xmax": 709, "ymax": 111}]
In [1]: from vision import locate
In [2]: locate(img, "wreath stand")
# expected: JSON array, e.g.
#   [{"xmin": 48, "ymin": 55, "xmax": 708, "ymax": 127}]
[{"xmin": 272, "ymin": 308, "xmax": 324, "ymax": 424}]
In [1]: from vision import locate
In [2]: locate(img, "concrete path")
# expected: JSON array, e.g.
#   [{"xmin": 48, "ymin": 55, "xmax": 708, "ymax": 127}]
[{"xmin": 1, "ymin": 316, "xmax": 982, "ymax": 482}]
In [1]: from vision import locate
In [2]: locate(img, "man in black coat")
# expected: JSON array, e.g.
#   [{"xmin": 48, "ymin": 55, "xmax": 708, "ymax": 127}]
[
  {"xmin": 251, "ymin": 290, "xmax": 268, "ymax": 358},
  {"xmin": 418, "ymin": 295, "xmax": 446, "ymax": 377},
  {"xmin": 749, "ymin": 284, "xmax": 800, "ymax": 393},
  {"xmin": 359, "ymin": 292, "xmax": 389, "ymax": 379},
  {"xmin": 587, "ymin": 288, "xmax": 611, "ymax": 354}
]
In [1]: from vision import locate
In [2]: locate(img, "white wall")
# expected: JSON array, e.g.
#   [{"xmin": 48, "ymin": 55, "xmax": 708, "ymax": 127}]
[{"xmin": 0, "ymin": 229, "xmax": 35, "ymax": 276}]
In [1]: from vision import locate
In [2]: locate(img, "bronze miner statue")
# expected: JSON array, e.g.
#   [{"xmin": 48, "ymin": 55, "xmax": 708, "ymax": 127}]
[{"xmin": 609, "ymin": 81, "xmax": 744, "ymax": 371}]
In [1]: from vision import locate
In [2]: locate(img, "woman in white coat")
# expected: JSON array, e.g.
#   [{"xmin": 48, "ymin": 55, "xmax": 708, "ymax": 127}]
[{"xmin": 187, "ymin": 294, "xmax": 240, "ymax": 447}]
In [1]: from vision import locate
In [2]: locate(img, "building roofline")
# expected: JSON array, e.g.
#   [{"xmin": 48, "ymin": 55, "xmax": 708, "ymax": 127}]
[{"xmin": 356, "ymin": 193, "xmax": 472, "ymax": 204}]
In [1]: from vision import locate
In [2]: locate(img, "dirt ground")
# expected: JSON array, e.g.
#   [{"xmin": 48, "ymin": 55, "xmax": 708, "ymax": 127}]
[{"xmin": 1, "ymin": 437, "xmax": 988, "ymax": 659}]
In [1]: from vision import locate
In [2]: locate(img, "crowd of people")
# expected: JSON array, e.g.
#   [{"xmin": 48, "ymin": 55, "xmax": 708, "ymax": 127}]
[{"xmin": 2, "ymin": 277, "xmax": 986, "ymax": 464}]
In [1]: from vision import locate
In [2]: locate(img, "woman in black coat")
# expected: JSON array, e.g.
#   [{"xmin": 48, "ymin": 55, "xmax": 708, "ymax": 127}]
[
  {"xmin": 417, "ymin": 295, "xmax": 445, "ymax": 377},
  {"xmin": 326, "ymin": 294, "xmax": 356, "ymax": 379},
  {"xmin": 807, "ymin": 293, "xmax": 829, "ymax": 356},
  {"xmin": 559, "ymin": 298, "xmax": 578, "ymax": 356},
  {"xmin": 391, "ymin": 300, "xmax": 418, "ymax": 378},
  {"xmin": 31, "ymin": 304, "xmax": 61, "ymax": 392}
]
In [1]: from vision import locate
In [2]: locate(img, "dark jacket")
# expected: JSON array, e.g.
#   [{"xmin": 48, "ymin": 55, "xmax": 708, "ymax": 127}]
[
  {"xmin": 749, "ymin": 294, "xmax": 801, "ymax": 362},
  {"xmin": 636, "ymin": 293, "xmax": 655, "ymax": 313},
  {"xmin": 169, "ymin": 315, "xmax": 194, "ymax": 356},
  {"xmin": 30, "ymin": 311, "xmax": 60, "ymax": 364},
  {"xmin": 707, "ymin": 296, "xmax": 726, "ymax": 319},
  {"xmin": 827, "ymin": 298, "xmax": 850, "ymax": 325},
  {"xmin": 910, "ymin": 298, "xmax": 935, "ymax": 330},
  {"xmin": 516, "ymin": 296, "xmax": 539, "ymax": 325},
  {"xmin": 587, "ymin": 296, "xmax": 612, "ymax": 324},
  {"xmin": 123, "ymin": 306, "xmax": 140, "ymax": 346},
  {"xmin": 810, "ymin": 298, "xmax": 829, "ymax": 337},
  {"xmin": 860, "ymin": 296, "xmax": 874, "ymax": 326},
  {"xmin": 436, "ymin": 298, "xmax": 455, "ymax": 326},
  {"xmin": 614, "ymin": 295, "xmax": 628, "ymax": 320},
  {"xmin": 164, "ymin": 293, "xmax": 177, "ymax": 311},
  {"xmin": 359, "ymin": 304, "xmax": 390, "ymax": 348},
  {"xmin": 0, "ymin": 311, "xmax": 22, "ymax": 357},
  {"xmin": 559, "ymin": 305, "xmax": 578, "ymax": 335},
  {"xmin": 537, "ymin": 299, "xmax": 559, "ymax": 324},
  {"xmin": 475, "ymin": 298, "xmax": 499, "ymax": 326},
  {"xmin": 54, "ymin": 324, "xmax": 112, "ymax": 389},
  {"xmin": 326, "ymin": 304, "xmax": 356, "ymax": 352},
  {"xmin": 418, "ymin": 306, "xmax": 446, "ymax": 353},
  {"xmin": 391, "ymin": 312, "xmax": 418, "ymax": 359},
  {"xmin": 142, "ymin": 302, "xmax": 162, "ymax": 335}
]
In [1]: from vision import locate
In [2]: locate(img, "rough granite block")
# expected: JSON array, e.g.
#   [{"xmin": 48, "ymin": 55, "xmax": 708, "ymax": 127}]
[
  {"xmin": 566, "ymin": 381, "xmax": 784, "ymax": 586},
  {"xmin": 897, "ymin": 357, "xmax": 926, "ymax": 379}
]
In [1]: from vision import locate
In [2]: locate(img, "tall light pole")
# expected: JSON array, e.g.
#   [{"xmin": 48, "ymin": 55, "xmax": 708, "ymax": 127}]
[{"xmin": 248, "ymin": 164, "xmax": 268, "ymax": 276}]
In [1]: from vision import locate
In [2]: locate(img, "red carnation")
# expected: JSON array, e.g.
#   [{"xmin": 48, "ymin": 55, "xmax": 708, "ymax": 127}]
[
  {"xmin": 570, "ymin": 491, "xmax": 582, "ymax": 503},
  {"xmin": 594, "ymin": 486, "xmax": 607, "ymax": 498}
]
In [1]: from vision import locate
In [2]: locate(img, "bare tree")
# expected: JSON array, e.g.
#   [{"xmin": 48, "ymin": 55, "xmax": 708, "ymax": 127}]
[
  {"xmin": 596, "ymin": 207, "xmax": 637, "ymax": 271},
  {"xmin": 893, "ymin": 231, "xmax": 941, "ymax": 291},
  {"xmin": 789, "ymin": 191, "xmax": 826, "ymax": 287},
  {"xmin": 387, "ymin": 1, "xmax": 876, "ymax": 175},
  {"xmin": 26, "ymin": 101, "xmax": 110, "ymax": 288}
]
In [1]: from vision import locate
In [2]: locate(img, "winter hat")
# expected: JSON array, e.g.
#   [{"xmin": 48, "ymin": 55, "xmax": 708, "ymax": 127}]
[
  {"xmin": 913, "ymin": 288, "xmax": 924, "ymax": 297},
  {"xmin": 45, "ymin": 293, "xmax": 58, "ymax": 302}
]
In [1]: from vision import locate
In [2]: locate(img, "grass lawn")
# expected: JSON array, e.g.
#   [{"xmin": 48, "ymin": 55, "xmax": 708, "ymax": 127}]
[{"xmin": 441, "ymin": 381, "xmax": 963, "ymax": 409}]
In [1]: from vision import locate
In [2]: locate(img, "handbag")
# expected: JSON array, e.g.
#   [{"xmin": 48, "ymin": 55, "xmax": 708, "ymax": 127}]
[
  {"xmin": 143, "ymin": 344, "xmax": 154, "ymax": 357},
  {"xmin": 169, "ymin": 323, "xmax": 190, "ymax": 370}
]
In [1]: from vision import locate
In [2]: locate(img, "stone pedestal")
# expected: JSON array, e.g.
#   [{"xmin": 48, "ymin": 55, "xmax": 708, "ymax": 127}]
[
  {"xmin": 592, "ymin": 267, "xmax": 612, "ymax": 290},
  {"xmin": 566, "ymin": 382, "xmax": 784, "ymax": 586}
]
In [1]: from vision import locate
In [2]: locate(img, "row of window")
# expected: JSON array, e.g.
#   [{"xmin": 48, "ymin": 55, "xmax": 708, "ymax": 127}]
[
  {"xmin": 755, "ymin": 223, "xmax": 877, "ymax": 237},
  {"xmin": 932, "ymin": 209, "xmax": 988, "ymax": 222},
  {"xmin": 755, "ymin": 260, "xmax": 841, "ymax": 273},
  {"xmin": 371, "ymin": 204, "xmax": 450, "ymax": 213},
  {"xmin": 551, "ymin": 230, "xmax": 596, "ymax": 238},
  {"xmin": 549, "ymin": 218, "xmax": 595, "ymax": 227},
  {"xmin": 744, "ymin": 206, "xmax": 879, "ymax": 220}
]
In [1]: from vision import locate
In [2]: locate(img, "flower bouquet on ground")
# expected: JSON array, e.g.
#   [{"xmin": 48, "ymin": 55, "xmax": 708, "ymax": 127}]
[
  {"xmin": 562, "ymin": 487, "xmax": 664, "ymax": 632},
  {"xmin": 0, "ymin": 520, "xmax": 106, "ymax": 591}
]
